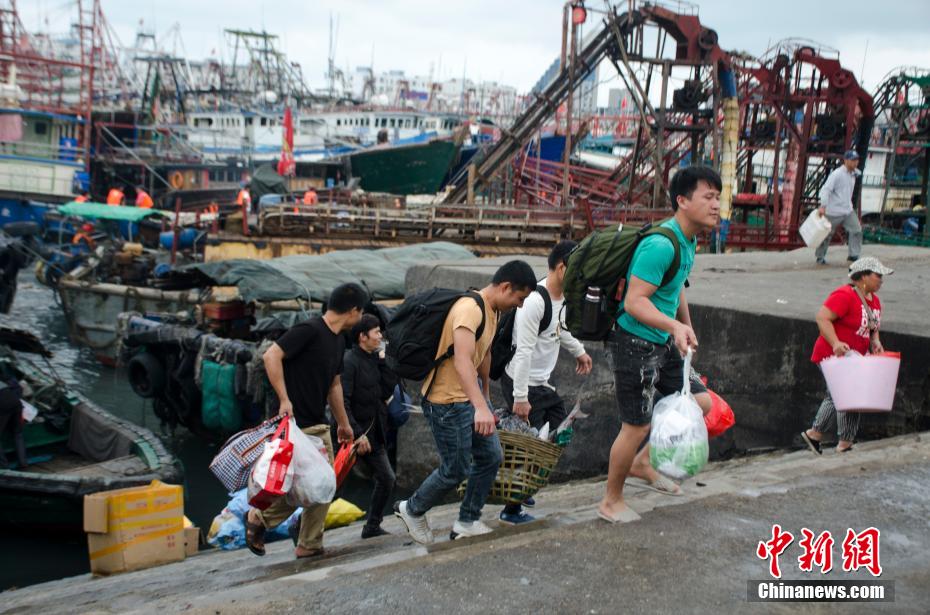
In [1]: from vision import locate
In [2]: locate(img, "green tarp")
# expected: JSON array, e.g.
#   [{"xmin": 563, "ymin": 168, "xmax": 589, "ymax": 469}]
[
  {"xmin": 181, "ymin": 242, "xmax": 476, "ymax": 303},
  {"xmin": 201, "ymin": 360, "xmax": 241, "ymax": 433},
  {"xmin": 250, "ymin": 163, "xmax": 288, "ymax": 203},
  {"xmin": 58, "ymin": 202, "xmax": 171, "ymax": 223}
]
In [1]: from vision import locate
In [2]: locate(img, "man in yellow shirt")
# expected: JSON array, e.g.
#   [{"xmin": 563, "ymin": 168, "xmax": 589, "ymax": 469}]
[{"xmin": 394, "ymin": 260, "xmax": 537, "ymax": 543}]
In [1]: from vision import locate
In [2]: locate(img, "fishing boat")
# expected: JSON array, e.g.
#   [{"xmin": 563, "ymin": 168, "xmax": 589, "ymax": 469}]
[
  {"xmin": 47, "ymin": 241, "xmax": 476, "ymax": 365},
  {"xmin": 0, "ymin": 328, "xmax": 183, "ymax": 529},
  {"xmin": 348, "ymin": 139, "xmax": 461, "ymax": 195}
]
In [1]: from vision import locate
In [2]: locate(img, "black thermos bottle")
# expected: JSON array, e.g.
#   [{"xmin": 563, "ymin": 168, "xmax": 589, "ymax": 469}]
[{"xmin": 581, "ymin": 286, "xmax": 602, "ymax": 335}]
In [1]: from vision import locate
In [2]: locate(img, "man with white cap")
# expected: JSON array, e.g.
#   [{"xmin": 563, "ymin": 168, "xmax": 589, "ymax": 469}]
[
  {"xmin": 802, "ymin": 256, "xmax": 893, "ymax": 454},
  {"xmin": 815, "ymin": 150, "xmax": 864, "ymax": 265}
]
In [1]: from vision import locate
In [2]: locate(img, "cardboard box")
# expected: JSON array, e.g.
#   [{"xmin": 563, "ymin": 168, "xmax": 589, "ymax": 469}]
[
  {"xmin": 183, "ymin": 523, "xmax": 200, "ymax": 557},
  {"xmin": 83, "ymin": 480, "xmax": 185, "ymax": 575}
]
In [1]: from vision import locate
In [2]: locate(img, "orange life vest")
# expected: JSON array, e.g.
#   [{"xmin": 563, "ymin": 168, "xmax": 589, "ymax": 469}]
[
  {"xmin": 72, "ymin": 232, "xmax": 95, "ymax": 249},
  {"xmin": 106, "ymin": 188, "xmax": 124, "ymax": 206},
  {"xmin": 74, "ymin": 194, "xmax": 89, "ymax": 203},
  {"xmin": 136, "ymin": 191, "xmax": 154, "ymax": 209}
]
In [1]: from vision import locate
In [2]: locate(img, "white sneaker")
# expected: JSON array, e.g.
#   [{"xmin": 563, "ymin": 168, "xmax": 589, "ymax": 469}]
[
  {"xmin": 393, "ymin": 500, "xmax": 434, "ymax": 545},
  {"xmin": 450, "ymin": 519, "xmax": 493, "ymax": 540}
]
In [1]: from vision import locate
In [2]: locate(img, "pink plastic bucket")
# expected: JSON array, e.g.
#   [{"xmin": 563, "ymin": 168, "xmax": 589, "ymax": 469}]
[{"xmin": 820, "ymin": 352, "xmax": 901, "ymax": 412}]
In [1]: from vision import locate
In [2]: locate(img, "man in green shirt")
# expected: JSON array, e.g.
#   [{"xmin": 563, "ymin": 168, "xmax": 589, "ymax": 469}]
[{"xmin": 597, "ymin": 166, "xmax": 720, "ymax": 524}]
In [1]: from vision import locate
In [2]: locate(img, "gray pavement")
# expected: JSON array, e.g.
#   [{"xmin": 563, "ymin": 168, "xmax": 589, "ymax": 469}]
[{"xmin": 5, "ymin": 432, "xmax": 928, "ymax": 614}]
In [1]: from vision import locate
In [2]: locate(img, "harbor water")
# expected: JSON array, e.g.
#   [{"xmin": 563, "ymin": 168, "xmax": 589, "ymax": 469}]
[{"xmin": 0, "ymin": 269, "xmax": 374, "ymax": 590}]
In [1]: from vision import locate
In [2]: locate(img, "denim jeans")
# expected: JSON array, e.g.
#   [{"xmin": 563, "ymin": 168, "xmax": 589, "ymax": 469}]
[{"xmin": 406, "ymin": 401, "xmax": 503, "ymax": 523}]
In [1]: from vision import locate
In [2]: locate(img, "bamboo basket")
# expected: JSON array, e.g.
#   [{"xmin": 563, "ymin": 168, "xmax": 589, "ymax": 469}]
[{"xmin": 457, "ymin": 430, "xmax": 563, "ymax": 505}]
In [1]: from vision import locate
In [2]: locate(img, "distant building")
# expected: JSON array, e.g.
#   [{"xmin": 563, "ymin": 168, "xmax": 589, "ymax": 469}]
[
  {"xmin": 607, "ymin": 88, "xmax": 634, "ymax": 113},
  {"xmin": 531, "ymin": 57, "xmax": 599, "ymax": 116}
]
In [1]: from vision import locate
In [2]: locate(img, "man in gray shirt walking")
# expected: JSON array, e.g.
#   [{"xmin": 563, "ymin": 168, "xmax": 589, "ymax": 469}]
[{"xmin": 815, "ymin": 150, "xmax": 863, "ymax": 264}]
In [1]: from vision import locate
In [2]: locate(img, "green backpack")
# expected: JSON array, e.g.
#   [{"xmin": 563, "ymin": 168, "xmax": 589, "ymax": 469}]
[{"xmin": 563, "ymin": 221, "xmax": 681, "ymax": 341}]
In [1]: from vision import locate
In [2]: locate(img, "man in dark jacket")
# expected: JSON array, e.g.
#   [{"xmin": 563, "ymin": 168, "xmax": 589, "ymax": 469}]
[{"xmin": 342, "ymin": 314, "xmax": 398, "ymax": 538}]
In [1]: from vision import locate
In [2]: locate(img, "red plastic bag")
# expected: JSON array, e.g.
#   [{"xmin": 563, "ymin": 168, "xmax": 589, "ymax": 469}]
[
  {"xmin": 704, "ymin": 389, "xmax": 735, "ymax": 439},
  {"xmin": 248, "ymin": 419, "xmax": 294, "ymax": 510},
  {"xmin": 333, "ymin": 442, "xmax": 357, "ymax": 489}
]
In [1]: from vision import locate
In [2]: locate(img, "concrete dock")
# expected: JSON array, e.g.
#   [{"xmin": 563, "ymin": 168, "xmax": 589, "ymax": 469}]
[
  {"xmin": 397, "ymin": 244, "xmax": 930, "ymax": 489},
  {"xmin": 4, "ymin": 432, "xmax": 928, "ymax": 613},
  {"xmin": 4, "ymin": 245, "xmax": 928, "ymax": 613}
]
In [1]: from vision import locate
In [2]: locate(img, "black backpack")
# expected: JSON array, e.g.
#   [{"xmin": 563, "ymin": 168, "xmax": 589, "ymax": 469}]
[
  {"xmin": 489, "ymin": 285, "xmax": 552, "ymax": 381},
  {"xmin": 384, "ymin": 288, "xmax": 486, "ymax": 383}
]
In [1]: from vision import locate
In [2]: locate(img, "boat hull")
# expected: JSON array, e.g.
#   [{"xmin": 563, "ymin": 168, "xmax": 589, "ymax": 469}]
[
  {"xmin": 56, "ymin": 280, "xmax": 201, "ymax": 365},
  {"xmin": 0, "ymin": 388, "xmax": 184, "ymax": 529},
  {"xmin": 348, "ymin": 140, "xmax": 459, "ymax": 195}
]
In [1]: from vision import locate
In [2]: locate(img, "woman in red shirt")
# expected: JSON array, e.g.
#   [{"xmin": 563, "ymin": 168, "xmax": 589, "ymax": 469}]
[{"xmin": 802, "ymin": 257, "xmax": 892, "ymax": 454}]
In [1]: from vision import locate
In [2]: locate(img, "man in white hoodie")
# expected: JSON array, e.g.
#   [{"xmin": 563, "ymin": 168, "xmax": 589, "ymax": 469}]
[{"xmin": 499, "ymin": 240, "xmax": 593, "ymax": 524}]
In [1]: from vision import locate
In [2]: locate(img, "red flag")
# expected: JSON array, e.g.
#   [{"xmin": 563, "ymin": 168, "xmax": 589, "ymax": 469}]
[{"xmin": 277, "ymin": 107, "xmax": 296, "ymax": 177}]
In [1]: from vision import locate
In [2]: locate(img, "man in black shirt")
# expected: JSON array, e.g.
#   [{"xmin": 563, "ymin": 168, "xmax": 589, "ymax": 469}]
[
  {"xmin": 342, "ymin": 314, "xmax": 398, "ymax": 539},
  {"xmin": 246, "ymin": 283, "xmax": 366, "ymax": 559}
]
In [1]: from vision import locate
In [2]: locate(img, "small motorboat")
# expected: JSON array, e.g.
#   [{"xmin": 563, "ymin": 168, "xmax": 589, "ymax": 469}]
[{"xmin": 0, "ymin": 327, "xmax": 184, "ymax": 529}]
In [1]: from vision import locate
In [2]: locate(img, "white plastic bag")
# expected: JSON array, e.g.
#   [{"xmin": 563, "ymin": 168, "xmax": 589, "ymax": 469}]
[
  {"xmin": 285, "ymin": 419, "xmax": 337, "ymax": 507},
  {"xmin": 649, "ymin": 350, "xmax": 709, "ymax": 479},
  {"xmin": 247, "ymin": 419, "xmax": 295, "ymax": 510},
  {"xmin": 21, "ymin": 400, "xmax": 38, "ymax": 422}
]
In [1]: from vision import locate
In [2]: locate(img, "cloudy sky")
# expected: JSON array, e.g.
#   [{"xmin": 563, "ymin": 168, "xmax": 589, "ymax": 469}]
[{"xmin": 20, "ymin": 0, "xmax": 930, "ymax": 102}]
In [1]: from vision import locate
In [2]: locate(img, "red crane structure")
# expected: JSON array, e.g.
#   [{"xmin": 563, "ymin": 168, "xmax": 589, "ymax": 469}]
[
  {"xmin": 723, "ymin": 40, "xmax": 875, "ymax": 248},
  {"xmin": 445, "ymin": 2, "xmax": 737, "ymax": 231}
]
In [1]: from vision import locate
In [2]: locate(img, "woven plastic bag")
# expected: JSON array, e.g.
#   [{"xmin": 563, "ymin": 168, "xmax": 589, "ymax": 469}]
[
  {"xmin": 650, "ymin": 350, "xmax": 709, "ymax": 479},
  {"xmin": 284, "ymin": 419, "xmax": 337, "ymax": 507}
]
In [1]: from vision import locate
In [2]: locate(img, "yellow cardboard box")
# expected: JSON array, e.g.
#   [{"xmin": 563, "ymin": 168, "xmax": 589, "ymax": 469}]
[{"xmin": 83, "ymin": 480, "xmax": 185, "ymax": 575}]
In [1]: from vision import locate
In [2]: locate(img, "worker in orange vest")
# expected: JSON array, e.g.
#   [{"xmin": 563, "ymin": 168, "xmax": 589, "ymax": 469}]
[
  {"xmin": 74, "ymin": 190, "xmax": 90, "ymax": 203},
  {"xmin": 135, "ymin": 186, "xmax": 154, "ymax": 209},
  {"xmin": 236, "ymin": 183, "xmax": 252, "ymax": 215},
  {"xmin": 302, "ymin": 188, "xmax": 319, "ymax": 205},
  {"xmin": 106, "ymin": 186, "xmax": 125, "ymax": 206},
  {"xmin": 71, "ymin": 223, "xmax": 96, "ymax": 249}
]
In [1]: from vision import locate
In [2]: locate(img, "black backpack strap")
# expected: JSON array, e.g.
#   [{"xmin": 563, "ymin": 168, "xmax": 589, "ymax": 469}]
[
  {"xmin": 536, "ymin": 284, "xmax": 552, "ymax": 333},
  {"xmin": 616, "ymin": 224, "xmax": 684, "ymax": 322},
  {"xmin": 642, "ymin": 225, "xmax": 682, "ymax": 289},
  {"xmin": 467, "ymin": 290, "xmax": 487, "ymax": 341}
]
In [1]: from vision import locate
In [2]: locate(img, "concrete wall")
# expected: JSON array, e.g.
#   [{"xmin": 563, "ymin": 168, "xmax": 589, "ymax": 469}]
[{"xmin": 394, "ymin": 257, "xmax": 930, "ymax": 492}]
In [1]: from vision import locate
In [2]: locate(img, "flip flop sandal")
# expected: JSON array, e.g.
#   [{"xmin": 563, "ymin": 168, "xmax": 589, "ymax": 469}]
[
  {"xmin": 801, "ymin": 431, "xmax": 822, "ymax": 455},
  {"xmin": 628, "ymin": 475, "xmax": 683, "ymax": 496},
  {"xmin": 838, "ymin": 446, "xmax": 853, "ymax": 453},
  {"xmin": 245, "ymin": 513, "xmax": 267, "ymax": 557},
  {"xmin": 295, "ymin": 547, "xmax": 325, "ymax": 559},
  {"xmin": 597, "ymin": 507, "xmax": 641, "ymax": 524}
]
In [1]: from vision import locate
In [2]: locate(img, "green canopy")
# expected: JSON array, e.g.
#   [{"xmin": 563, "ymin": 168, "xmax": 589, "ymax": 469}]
[
  {"xmin": 178, "ymin": 242, "xmax": 477, "ymax": 303},
  {"xmin": 58, "ymin": 202, "xmax": 171, "ymax": 223}
]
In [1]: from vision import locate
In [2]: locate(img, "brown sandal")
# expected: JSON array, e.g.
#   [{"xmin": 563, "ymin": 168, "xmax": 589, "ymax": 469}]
[
  {"xmin": 245, "ymin": 510, "xmax": 267, "ymax": 556},
  {"xmin": 295, "ymin": 546, "xmax": 325, "ymax": 559}
]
